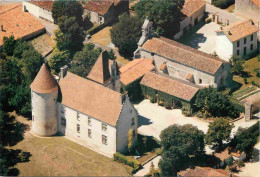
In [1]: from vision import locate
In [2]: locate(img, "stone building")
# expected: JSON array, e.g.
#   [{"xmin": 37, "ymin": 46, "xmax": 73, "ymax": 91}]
[
  {"xmin": 136, "ymin": 36, "xmax": 232, "ymax": 89},
  {"xmin": 216, "ymin": 19, "xmax": 259, "ymax": 60},
  {"xmin": 174, "ymin": 0, "xmax": 206, "ymax": 39},
  {"xmin": 0, "ymin": 4, "xmax": 45, "ymax": 47},
  {"xmin": 30, "ymin": 55, "xmax": 138, "ymax": 158},
  {"xmin": 235, "ymin": 0, "xmax": 259, "ymax": 24},
  {"xmin": 23, "ymin": 1, "xmax": 54, "ymax": 23}
]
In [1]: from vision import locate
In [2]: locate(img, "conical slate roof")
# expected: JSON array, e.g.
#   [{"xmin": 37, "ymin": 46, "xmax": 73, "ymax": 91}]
[{"xmin": 30, "ymin": 64, "xmax": 58, "ymax": 93}]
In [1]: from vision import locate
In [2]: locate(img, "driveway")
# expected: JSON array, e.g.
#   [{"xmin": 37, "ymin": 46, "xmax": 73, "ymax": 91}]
[{"xmin": 181, "ymin": 22, "xmax": 220, "ymax": 55}]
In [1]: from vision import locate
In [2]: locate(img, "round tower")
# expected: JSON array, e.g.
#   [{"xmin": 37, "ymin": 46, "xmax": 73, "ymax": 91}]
[{"xmin": 30, "ymin": 64, "xmax": 58, "ymax": 136}]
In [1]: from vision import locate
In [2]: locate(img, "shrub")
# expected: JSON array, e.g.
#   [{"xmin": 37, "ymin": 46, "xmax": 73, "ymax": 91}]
[
  {"xmin": 158, "ymin": 100, "xmax": 164, "ymax": 106},
  {"xmin": 236, "ymin": 161, "xmax": 245, "ymax": 167},
  {"xmin": 113, "ymin": 152, "xmax": 141, "ymax": 172},
  {"xmin": 196, "ymin": 111, "xmax": 203, "ymax": 118},
  {"xmin": 149, "ymin": 96, "xmax": 155, "ymax": 103},
  {"xmin": 243, "ymin": 78, "xmax": 248, "ymax": 84},
  {"xmin": 213, "ymin": 0, "xmax": 234, "ymax": 9}
]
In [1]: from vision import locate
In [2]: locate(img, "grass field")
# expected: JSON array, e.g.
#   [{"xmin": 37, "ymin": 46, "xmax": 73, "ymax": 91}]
[
  {"xmin": 90, "ymin": 27, "xmax": 112, "ymax": 47},
  {"xmin": 11, "ymin": 115, "xmax": 130, "ymax": 176},
  {"xmin": 30, "ymin": 33, "xmax": 55, "ymax": 56}
]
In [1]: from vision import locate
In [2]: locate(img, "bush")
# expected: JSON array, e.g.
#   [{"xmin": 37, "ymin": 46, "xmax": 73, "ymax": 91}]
[
  {"xmin": 243, "ymin": 78, "xmax": 248, "ymax": 84},
  {"xmin": 113, "ymin": 153, "xmax": 141, "ymax": 172},
  {"xmin": 149, "ymin": 96, "xmax": 155, "ymax": 103},
  {"xmin": 236, "ymin": 161, "xmax": 245, "ymax": 167},
  {"xmin": 213, "ymin": 0, "xmax": 234, "ymax": 9},
  {"xmin": 158, "ymin": 100, "xmax": 164, "ymax": 106}
]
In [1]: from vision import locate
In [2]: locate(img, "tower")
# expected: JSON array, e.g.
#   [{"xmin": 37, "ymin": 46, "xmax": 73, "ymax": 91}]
[{"xmin": 30, "ymin": 64, "xmax": 58, "ymax": 136}]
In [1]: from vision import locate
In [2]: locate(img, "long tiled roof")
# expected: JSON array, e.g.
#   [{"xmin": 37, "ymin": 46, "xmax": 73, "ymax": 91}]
[
  {"xmin": 219, "ymin": 19, "xmax": 259, "ymax": 42},
  {"xmin": 252, "ymin": 0, "xmax": 260, "ymax": 7},
  {"xmin": 140, "ymin": 72, "xmax": 200, "ymax": 102},
  {"xmin": 178, "ymin": 166, "xmax": 235, "ymax": 176},
  {"xmin": 59, "ymin": 72, "xmax": 123, "ymax": 126},
  {"xmin": 0, "ymin": 4, "xmax": 45, "ymax": 46},
  {"xmin": 141, "ymin": 37, "xmax": 224, "ymax": 75},
  {"xmin": 29, "ymin": 1, "xmax": 54, "ymax": 11},
  {"xmin": 84, "ymin": 0, "xmax": 113, "ymax": 15},
  {"xmin": 182, "ymin": 0, "xmax": 206, "ymax": 17},
  {"xmin": 120, "ymin": 58, "xmax": 155, "ymax": 85},
  {"xmin": 30, "ymin": 64, "xmax": 58, "ymax": 94}
]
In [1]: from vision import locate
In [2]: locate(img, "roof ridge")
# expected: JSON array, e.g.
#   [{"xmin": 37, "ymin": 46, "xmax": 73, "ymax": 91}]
[
  {"xmin": 122, "ymin": 59, "xmax": 147, "ymax": 73},
  {"xmin": 0, "ymin": 4, "xmax": 20, "ymax": 14}
]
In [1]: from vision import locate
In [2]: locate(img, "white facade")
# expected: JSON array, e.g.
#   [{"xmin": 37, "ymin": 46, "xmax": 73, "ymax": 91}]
[{"xmin": 23, "ymin": 1, "xmax": 54, "ymax": 23}]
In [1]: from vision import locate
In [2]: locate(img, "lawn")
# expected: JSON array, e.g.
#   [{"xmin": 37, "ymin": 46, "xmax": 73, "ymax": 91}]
[
  {"xmin": 232, "ymin": 56, "xmax": 260, "ymax": 91},
  {"xmin": 11, "ymin": 115, "xmax": 130, "ymax": 176},
  {"xmin": 30, "ymin": 33, "xmax": 55, "ymax": 57},
  {"xmin": 90, "ymin": 27, "xmax": 112, "ymax": 47}
]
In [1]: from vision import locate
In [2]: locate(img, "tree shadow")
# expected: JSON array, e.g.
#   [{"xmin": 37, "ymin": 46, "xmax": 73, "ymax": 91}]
[
  {"xmin": 138, "ymin": 115, "xmax": 152, "ymax": 127},
  {"xmin": 240, "ymin": 71, "xmax": 252, "ymax": 78}
]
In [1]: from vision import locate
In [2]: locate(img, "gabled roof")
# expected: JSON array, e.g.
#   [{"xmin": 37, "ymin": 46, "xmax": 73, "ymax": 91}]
[
  {"xmin": 141, "ymin": 37, "xmax": 225, "ymax": 75},
  {"xmin": 0, "ymin": 4, "xmax": 45, "ymax": 46},
  {"xmin": 140, "ymin": 72, "xmax": 200, "ymax": 102},
  {"xmin": 87, "ymin": 51, "xmax": 111, "ymax": 84},
  {"xmin": 30, "ymin": 64, "xmax": 58, "ymax": 93},
  {"xmin": 218, "ymin": 19, "xmax": 259, "ymax": 42},
  {"xmin": 119, "ymin": 58, "xmax": 155, "ymax": 85},
  {"xmin": 28, "ymin": 1, "xmax": 54, "ymax": 11},
  {"xmin": 182, "ymin": 0, "xmax": 206, "ymax": 17},
  {"xmin": 84, "ymin": 0, "xmax": 113, "ymax": 15},
  {"xmin": 59, "ymin": 72, "xmax": 123, "ymax": 126}
]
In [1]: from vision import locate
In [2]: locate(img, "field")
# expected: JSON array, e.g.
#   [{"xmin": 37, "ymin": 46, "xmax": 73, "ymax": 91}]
[
  {"xmin": 90, "ymin": 27, "xmax": 112, "ymax": 47},
  {"xmin": 11, "ymin": 115, "xmax": 130, "ymax": 176},
  {"xmin": 30, "ymin": 33, "xmax": 55, "ymax": 57}
]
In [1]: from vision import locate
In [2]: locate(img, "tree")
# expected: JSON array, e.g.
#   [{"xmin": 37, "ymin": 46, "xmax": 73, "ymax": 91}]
[
  {"xmin": 49, "ymin": 48, "xmax": 70, "ymax": 73},
  {"xmin": 53, "ymin": 29, "xmax": 73, "ymax": 52},
  {"xmin": 70, "ymin": 43, "xmax": 102, "ymax": 77},
  {"xmin": 205, "ymin": 118, "xmax": 234, "ymax": 151},
  {"xmin": 3, "ymin": 36, "xmax": 16, "ymax": 56},
  {"xmin": 226, "ymin": 156, "xmax": 234, "ymax": 167},
  {"xmin": 135, "ymin": 0, "xmax": 185, "ymax": 37},
  {"xmin": 229, "ymin": 55, "xmax": 245, "ymax": 75},
  {"xmin": 159, "ymin": 124, "xmax": 205, "ymax": 176},
  {"xmin": 110, "ymin": 13, "xmax": 142, "ymax": 59},
  {"xmin": 128, "ymin": 129, "xmax": 134, "ymax": 152}
]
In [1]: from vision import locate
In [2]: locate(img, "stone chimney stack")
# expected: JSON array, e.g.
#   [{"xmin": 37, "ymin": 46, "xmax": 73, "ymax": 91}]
[{"xmin": 60, "ymin": 65, "xmax": 68, "ymax": 79}]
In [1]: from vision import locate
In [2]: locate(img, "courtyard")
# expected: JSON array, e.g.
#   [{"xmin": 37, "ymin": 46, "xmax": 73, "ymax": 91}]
[{"xmin": 179, "ymin": 22, "xmax": 220, "ymax": 55}]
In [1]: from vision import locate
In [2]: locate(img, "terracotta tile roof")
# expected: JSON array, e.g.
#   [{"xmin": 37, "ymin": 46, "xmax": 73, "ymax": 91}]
[
  {"xmin": 140, "ymin": 72, "xmax": 200, "ymax": 101},
  {"xmin": 59, "ymin": 72, "xmax": 122, "ymax": 126},
  {"xmin": 219, "ymin": 19, "xmax": 259, "ymax": 42},
  {"xmin": 178, "ymin": 166, "xmax": 233, "ymax": 176},
  {"xmin": 120, "ymin": 58, "xmax": 155, "ymax": 85},
  {"xmin": 0, "ymin": 4, "xmax": 45, "ymax": 46},
  {"xmin": 87, "ymin": 51, "xmax": 112, "ymax": 85},
  {"xmin": 186, "ymin": 73, "xmax": 193, "ymax": 80},
  {"xmin": 29, "ymin": 1, "xmax": 54, "ymax": 11},
  {"xmin": 252, "ymin": 0, "xmax": 260, "ymax": 7},
  {"xmin": 214, "ymin": 149, "xmax": 231, "ymax": 161},
  {"xmin": 159, "ymin": 63, "xmax": 166, "ymax": 71},
  {"xmin": 141, "ymin": 37, "xmax": 224, "ymax": 75},
  {"xmin": 30, "ymin": 64, "xmax": 58, "ymax": 94},
  {"xmin": 84, "ymin": 0, "xmax": 113, "ymax": 15},
  {"xmin": 182, "ymin": 0, "xmax": 206, "ymax": 17}
]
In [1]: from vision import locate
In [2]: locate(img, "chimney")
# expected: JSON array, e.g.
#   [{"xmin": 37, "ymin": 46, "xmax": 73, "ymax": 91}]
[
  {"xmin": 227, "ymin": 30, "xmax": 231, "ymax": 35},
  {"xmin": 1, "ymin": 25, "xmax": 3, "ymax": 31},
  {"xmin": 250, "ymin": 20, "xmax": 254, "ymax": 25},
  {"xmin": 60, "ymin": 65, "xmax": 68, "ymax": 79}
]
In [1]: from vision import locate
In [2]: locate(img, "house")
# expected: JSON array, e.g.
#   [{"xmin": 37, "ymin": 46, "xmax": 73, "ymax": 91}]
[
  {"xmin": 177, "ymin": 166, "xmax": 236, "ymax": 177},
  {"xmin": 235, "ymin": 0, "xmax": 259, "ymax": 24},
  {"xmin": 174, "ymin": 0, "xmax": 206, "ymax": 39},
  {"xmin": 83, "ymin": 0, "xmax": 129, "ymax": 25},
  {"xmin": 30, "ymin": 54, "xmax": 138, "ymax": 158},
  {"xmin": 0, "ymin": 4, "xmax": 45, "ymax": 47},
  {"xmin": 136, "ymin": 36, "xmax": 232, "ymax": 89},
  {"xmin": 216, "ymin": 19, "xmax": 259, "ymax": 60},
  {"xmin": 22, "ymin": 0, "xmax": 54, "ymax": 23}
]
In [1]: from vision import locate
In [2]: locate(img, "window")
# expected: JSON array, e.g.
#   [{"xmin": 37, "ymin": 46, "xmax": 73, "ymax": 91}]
[
  {"xmin": 61, "ymin": 117, "xmax": 66, "ymax": 126},
  {"xmin": 102, "ymin": 135, "xmax": 107, "ymax": 145},
  {"xmin": 151, "ymin": 53, "xmax": 154, "ymax": 56},
  {"xmin": 237, "ymin": 41, "xmax": 240, "ymax": 47},
  {"xmin": 237, "ymin": 49, "xmax": 240, "ymax": 55},
  {"xmin": 199, "ymin": 79, "xmax": 202, "ymax": 84},
  {"xmin": 244, "ymin": 47, "xmax": 247, "ymax": 55},
  {"xmin": 77, "ymin": 112, "xmax": 80, "ymax": 121},
  {"xmin": 88, "ymin": 129, "xmax": 92, "ymax": 138},
  {"xmin": 251, "ymin": 35, "xmax": 253, "ymax": 41},
  {"xmin": 250, "ymin": 44, "xmax": 254, "ymax": 50},
  {"xmin": 77, "ymin": 124, "xmax": 80, "ymax": 133},
  {"xmin": 102, "ymin": 123, "xmax": 107, "ymax": 132},
  {"xmin": 244, "ymin": 38, "xmax": 247, "ymax": 44},
  {"xmin": 88, "ymin": 117, "xmax": 91, "ymax": 126},
  {"xmin": 131, "ymin": 117, "xmax": 135, "ymax": 126}
]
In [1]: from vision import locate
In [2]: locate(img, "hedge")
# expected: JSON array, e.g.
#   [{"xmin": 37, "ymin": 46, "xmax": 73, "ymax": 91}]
[
  {"xmin": 121, "ymin": 78, "xmax": 143, "ymax": 101},
  {"xmin": 113, "ymin": 152, "xmax": 141, "ymax": 173}
]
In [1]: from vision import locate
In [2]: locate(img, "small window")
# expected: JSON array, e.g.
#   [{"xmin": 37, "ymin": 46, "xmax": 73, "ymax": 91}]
[
  {"xmin": 61, "ymin": 117, "xmax": 66, "ymax": 126},
  {"xmin": 131, "ymin": 117, "xmax": 135, "ymax": 126},
  {"xmin": 102, "ymin": 123, "xmax": 107, "ymax": 132},
  {"xmin": 244, "ymin": 38, "xmax": 247, "ymax": 44},
  {"xmin": 251, "ymin": 35, "xmax": 253, "ymax": 41},
  {"xmin": 199, "ymin": 79, "xmax": 202, "ymax": 84},
  {"xmin": 88, "ymin": 129, "xmax": 92, "ymax": 138},
  {"xmin": 244, "ymin": 47, "xmax": 247, "ymax": 55},
  {"xmin": 237, "ymin": 49, "xmax": 240, "ymax": 55},
  {"xmin": 151, "ymin": 53, "xmax": 154, "ymax": 56},
  {"xmin": 250, "ymin": 44, "xmax": 254, "ymax": 50},
  {"xmin": 237, "ymin": 41, "xmax": 240, "ymax": 47},
  {"xmin": 88, "ymin": 117, "xmax": 91, "ymax": 126},
  {"xmin": 102, "ymin": 135, "xmax": 107, "ymax": 145},
  {"xmin": 77, "ymin": 112, "xmax": 80, "ymax": 121},
  {"xmin": 77, "ymin": 124, "xmax": 80, "ymax": 133}
]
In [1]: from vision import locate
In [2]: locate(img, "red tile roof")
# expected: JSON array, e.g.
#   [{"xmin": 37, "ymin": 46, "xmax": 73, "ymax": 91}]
[
  {"xmin": 84, "ymin": 0, "xmax": 113, "ymax": 15},
  {"xmin": 140, "ymin": 72, "xmax": 200, "ymax": 101},
  {"xmin": 29, "ymin": 1, "xmax": 54, "ymax": 11},
  {"xmin": 119, "ymin": 58, "xmax": 155, "ymax": 85},
  {"xmin": 0, "ymin": 4, "xmax": 45, "ymax": 46},
  {"xmin": 141, "ymin": 37, "xmax": 224, "ymax": 75},
  {"xmin": 59, "ymin": 72, "xmax": 123, "ymax": 126},
  {"xmin": 159, "ymin": 63, "xmax": 166, "ymax": 71},
  {"xmin": 252, "ymin": 0, "xmax": 260, "ymax": 7},
  {"xmin": 182, "ymin": 0, "xmax": 206, "ymax": 17},
  {"xmin": 214, "ymin": 149, "xmax": 231, "ymax": 161},
  {"xmin": 30, "ymin": 64, "xmax": 58, "ymax": 94}
]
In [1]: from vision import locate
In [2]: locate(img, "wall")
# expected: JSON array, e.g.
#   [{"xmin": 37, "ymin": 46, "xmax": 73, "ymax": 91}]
[
  {"xmin": 116, "ymin": 97, "xmax": 138, "ymax": 154},
  {"xmin": 216, "ymin": 32, "xmax": 233, "ymax": 61},
  {"xmin": 31, "ymin": 90, "xmax": 58, "ymax": 136},
  {"xmin": 57, "ymin": 103, "xmax": 117, "ymax": 158},
  {"xmin": 235, "ymin": 0, "xmax": 259, "ymax": 23}
]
